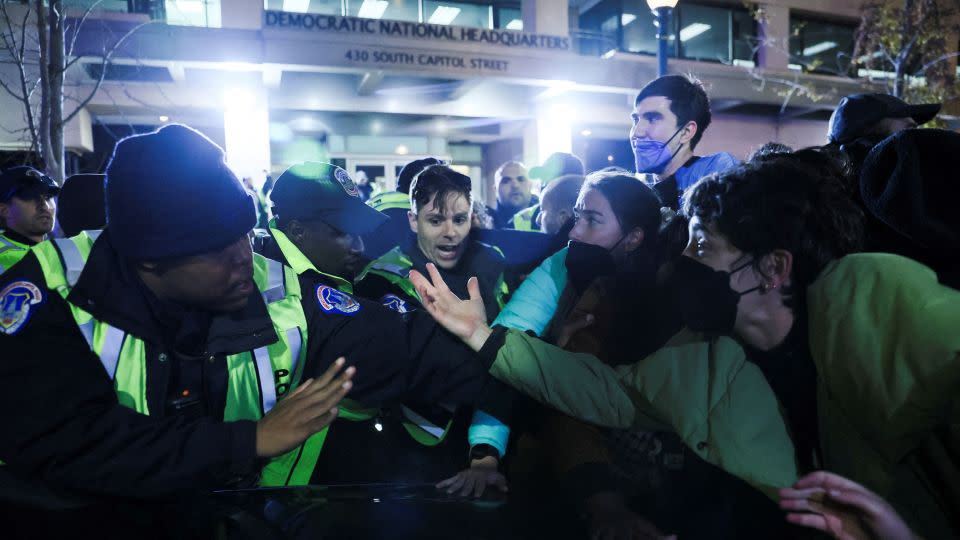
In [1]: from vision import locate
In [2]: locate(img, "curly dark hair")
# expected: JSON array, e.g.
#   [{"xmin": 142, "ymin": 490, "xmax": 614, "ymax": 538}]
[{"xmin": 681, "ymin": 147, "xmax": 864, "ymax": 306}]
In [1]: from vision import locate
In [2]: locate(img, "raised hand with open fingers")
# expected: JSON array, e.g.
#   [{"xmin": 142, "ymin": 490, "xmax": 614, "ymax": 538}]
[
  {"xmin": 255, "ymin": 357, "xmax": 355, "ymax": 458},
  {"xmin": 409, "ymin": 262, "xmax": 492, "ymax": 351}
]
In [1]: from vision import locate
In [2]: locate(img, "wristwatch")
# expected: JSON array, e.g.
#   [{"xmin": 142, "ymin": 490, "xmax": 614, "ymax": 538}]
[{"xmin": 468, "ymin": 443, "xmax": 500, "ymax": 463}]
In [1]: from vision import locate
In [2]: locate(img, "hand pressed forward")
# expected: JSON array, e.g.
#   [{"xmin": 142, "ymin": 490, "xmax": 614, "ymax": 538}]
[
  {"xmin": 255, "ymin": 357, "xmax": 355, "ymax": 458},
  {"xmin": 436, "ymin": 455, "xmax": 508, "ymax": 498},
  {"xmin": 409, "ymin": 263, "xmax": 492, "ymax": 352},
  {"xmin": 779, "ymin": 471, "xmax": 918, "ymax": 540}
]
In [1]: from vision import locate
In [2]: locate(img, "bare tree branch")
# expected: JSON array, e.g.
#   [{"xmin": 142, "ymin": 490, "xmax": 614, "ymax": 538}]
[
  {"xmin": 915, "ymin": 51, "xmax": 960, "ymax": 76},
  {"xmin": 63, "ymin": 20, "xmax": 155, "ymax": 124},
  {"xmin": 65, "ymin": 0, "xmax": 103, "ymax": 60}
]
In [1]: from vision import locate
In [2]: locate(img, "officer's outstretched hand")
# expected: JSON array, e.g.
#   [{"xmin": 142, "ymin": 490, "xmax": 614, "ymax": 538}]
[
  {"xmin": 779, "ymin": 471, "xmax": 918, "ymax": 540},
  {"xmin": 409, "ymin": 263, "xmax": 491, "ymax": 352},
  {"xmin": 255, "ymin": 358, "xmax": 355, "ymax": 458}
]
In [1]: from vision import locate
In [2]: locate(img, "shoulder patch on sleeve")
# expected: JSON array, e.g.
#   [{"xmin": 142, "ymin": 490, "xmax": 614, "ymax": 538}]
[
  {"xmin": 379, "ymin": 293, "xmax": 414, "ymax": 314},
  {"xmin": 316, "ymin": 284, "xmax": 361, "ymax": 316},
  {"xmin": 0, "ymin": 280, "xmax": 44, "ymax": 335}
]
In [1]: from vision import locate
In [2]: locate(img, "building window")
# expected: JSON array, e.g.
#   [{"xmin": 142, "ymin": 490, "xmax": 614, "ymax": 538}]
[
  {"xmin": 164, "ymin": 0, "xmax": 220, "ymax": 27},
  {"xmin": 577, "ymin": 0, "xmax": 620, "ymax": 57},
  {"xmin": 266, "ymin": 0, "xmax": 517, "ymax": 29},
  {"xmin": 264, "ymin": 0, "xmax": 342, "ymax": 15},
  {"xmin": 423, "ymin": 0, "xmax": 492, "ymax": 28},
  {"xmin": 789, "ymin": 15, "xmax": 856, "ymax": 75},
  {"xmin": 580, "ymin": 1, "xmax": 754, "ymax": 63},
  {"xmin": 346, "ymin": 0, "xmax": 419, "ymax": 22},
  {"xmin": 63, "ymin": 0, "xmax": 134, "ymax": 13},
  {"xmin": 495, "ymin": 6, "xmax": 521, "ymax": 30}
]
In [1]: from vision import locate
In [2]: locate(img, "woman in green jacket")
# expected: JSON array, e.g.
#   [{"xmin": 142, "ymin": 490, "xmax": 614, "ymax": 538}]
[{"xmin": 410, "ymin": 149, "xmax": 960, "ymax": 539}]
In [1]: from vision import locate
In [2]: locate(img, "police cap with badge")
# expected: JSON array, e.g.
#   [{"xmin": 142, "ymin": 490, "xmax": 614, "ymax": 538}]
[
  {"xmin": 0, "ymin": 166, "xmax": 60, "ymax": 203},
  {"xmin": 269, "ymin": 162, "xmax": 389, "ymax": 236}
]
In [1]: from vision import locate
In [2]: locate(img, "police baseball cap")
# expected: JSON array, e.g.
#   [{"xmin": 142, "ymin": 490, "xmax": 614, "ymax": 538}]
[
  {"xmin": 270, "ymin": 162, "xmax": 389, "ymax": 235},
  {"xmin": 0, "ymin": 166, "xmax": 60, "ymax": 202},
  {"xmin": 528, "ymin": 152, "xmax": 584, "ymax": 182},
  {"xmin": 828, "ymin": 93, "xmax": 941, "ymax": 144}
]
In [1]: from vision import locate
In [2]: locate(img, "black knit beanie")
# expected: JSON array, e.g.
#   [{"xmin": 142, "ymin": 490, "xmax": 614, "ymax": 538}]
[
  {"xmin": 105, "ymin": 124, "xmax": 256, "ymax": 260},
  {"xmin": 57, "ymin": 173, "xmax": 105, "ymax": 237}
]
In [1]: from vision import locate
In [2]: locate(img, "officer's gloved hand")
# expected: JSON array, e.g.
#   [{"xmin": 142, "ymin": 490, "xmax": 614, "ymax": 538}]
[{"xmin": 255, "ymin": 358, "xmax": 355, "ymax": 458}]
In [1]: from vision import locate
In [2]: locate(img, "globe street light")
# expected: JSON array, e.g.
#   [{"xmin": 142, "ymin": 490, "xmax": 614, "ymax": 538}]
[{"xmin": 647, "ymin": 0, "xmax": 678, "ymax": 77}]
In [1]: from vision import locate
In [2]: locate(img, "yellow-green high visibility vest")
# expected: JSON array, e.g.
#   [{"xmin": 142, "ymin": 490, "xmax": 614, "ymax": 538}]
[
  {"xmin": 0, "ymin": 232, "xmax": 31, "ymax": 275},
  {"xmin": 30, "ymin": 232, "xmax": 324, "ymax": 487},
  {"xmin": 367, "ymin": 191, "xmax": 410, "ymax": 213},
  {"xmin": 510, "ymin": 205, "xmax": 538, "ymax": 232}
]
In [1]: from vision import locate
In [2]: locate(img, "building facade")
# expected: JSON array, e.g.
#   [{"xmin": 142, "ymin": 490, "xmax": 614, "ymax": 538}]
[{"xmin": 1, "ymin": 0, "xmax": 883, "ymax": 203}]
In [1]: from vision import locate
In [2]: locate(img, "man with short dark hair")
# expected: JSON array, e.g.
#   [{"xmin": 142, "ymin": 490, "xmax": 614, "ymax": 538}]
[
  {"xmin": 0, "ymin": 167, "xmax": 59, "ymax": 274},
  {"xmin": 364, "ymin": 157, "xmax": 445, "ymax": 259},
  {"xmin": 512, "ymin": 152, "xmax": 584, "ymax": 232},
  {"xmin": 631, "ymin": 75, "xmax": 739, "ymax": 210}
]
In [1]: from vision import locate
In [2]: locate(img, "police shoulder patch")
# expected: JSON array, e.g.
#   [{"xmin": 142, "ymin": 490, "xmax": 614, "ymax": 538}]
[
  {"xmin": 316, "ymin": 284, "xmax": 361, "ymax": 316},
  {"xmin": 334, "ymin": 168, "xmax": 360, "ymax": 198},
  {"xmin": 0, "ymin": 280, "xmax": 44, "ymax": 335},
  {"xmin": 379, "ymin": 294, "xmax": 414, "ymax": 314}
]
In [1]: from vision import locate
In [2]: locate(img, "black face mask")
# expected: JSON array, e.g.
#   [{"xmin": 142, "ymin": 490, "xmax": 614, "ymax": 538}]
[
  {"xmin": 669, "ymin": 256, "xmax": 762, "ymax": 335},
  {"xmin": 565, "ymin": 239, "xmax": 620, "ymax": 292}
]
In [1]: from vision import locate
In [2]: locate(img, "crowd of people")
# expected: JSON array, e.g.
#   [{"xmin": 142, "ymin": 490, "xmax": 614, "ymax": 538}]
[{"xmin": 0, "ymin": 74, "xmax": 957, "ymax": 539}]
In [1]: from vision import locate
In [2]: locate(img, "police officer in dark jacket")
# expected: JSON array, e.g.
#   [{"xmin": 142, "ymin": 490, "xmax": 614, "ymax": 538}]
[
  {"xmin": 0, "ymin": 125, "xmax": 498, "ymax": 535},
  {"xmin": 254, "ymin": 162, "xmax": 513, "ymax": 485}
]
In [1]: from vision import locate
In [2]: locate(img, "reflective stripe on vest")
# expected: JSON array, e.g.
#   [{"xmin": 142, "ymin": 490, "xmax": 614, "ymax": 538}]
[
  {"xmin": 54, "ymin": 238, "xmax": 85, "ymax": 287},
  {"xmin": 262, "ymin": 257, "xmax": 286, "ymax": 304},
  {"xmin": 98, "ymin": 325, "xmax": 126, "ymax": 380},
  {"xmin": 32, "ymin": 236, "xmax": 320, "ymax": 487},
  {"xmin": 400, "ymin": 403, "xmax": 456, "ymax": 446}
]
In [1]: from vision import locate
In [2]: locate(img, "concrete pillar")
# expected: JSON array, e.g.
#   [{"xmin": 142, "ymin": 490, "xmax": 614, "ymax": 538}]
[
  {"xmin": 224, "ymin": 85, "xmax": 271, "ymax": 190},
  {"xmin": 757, "ymin": 4, "xmax": 790, "ymax": 71},
  {"xmin": 521, "ymin": 0, "xmax": 568, "ymax": 35},
  {"xmin": 221, "ymin": 0, "xmax": 263, "ymax": 30}
]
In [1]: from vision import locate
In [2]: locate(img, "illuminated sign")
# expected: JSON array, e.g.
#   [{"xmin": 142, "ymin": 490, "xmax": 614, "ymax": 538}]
[{"xmin": 264, "ymin": 11, "xmax": 571, "ymax": 51}]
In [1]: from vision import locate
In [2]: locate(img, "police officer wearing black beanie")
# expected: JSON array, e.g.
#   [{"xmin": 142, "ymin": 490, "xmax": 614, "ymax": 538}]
[{"xmin": 0, "ymin": 124, "xmax": 500, "ymax": 535}]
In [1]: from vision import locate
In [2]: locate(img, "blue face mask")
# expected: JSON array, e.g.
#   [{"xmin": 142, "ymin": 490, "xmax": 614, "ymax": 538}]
[{"xmin": 633, "ymin": 127, "xmax": 684, "ymax": 174}]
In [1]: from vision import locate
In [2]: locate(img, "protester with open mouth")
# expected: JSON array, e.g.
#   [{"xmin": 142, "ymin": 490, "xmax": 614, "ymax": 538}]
[{"xmin": 356, "ymin": 163, "xmax": 508, "ymax": 322}]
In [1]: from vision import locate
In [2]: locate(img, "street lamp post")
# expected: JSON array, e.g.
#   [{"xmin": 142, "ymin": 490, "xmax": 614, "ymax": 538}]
[{"xmin": 646, "ymin": 0, "xmax": 678, "ymax": 77}]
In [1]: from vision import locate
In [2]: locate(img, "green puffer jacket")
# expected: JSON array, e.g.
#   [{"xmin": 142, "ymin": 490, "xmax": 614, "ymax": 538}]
[
  {"xmin": 487, "ymin": 253, "xmax": 960, "ymax": 536},
  {"xmin": 489, "ymin": 328, "xmax": 799, "ymax": 501}
]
